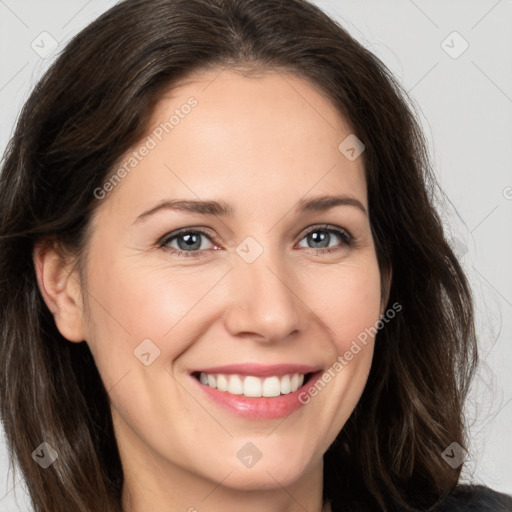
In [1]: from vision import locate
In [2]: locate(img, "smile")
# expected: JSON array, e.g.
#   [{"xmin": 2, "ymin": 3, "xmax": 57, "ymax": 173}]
[
  {"xmin": 197, "ymin": 372, "xmax": 305, "ymax": 397},
  {"xmin": 189, "ymin": 364, "xmax": 322, "ymax": 419}
]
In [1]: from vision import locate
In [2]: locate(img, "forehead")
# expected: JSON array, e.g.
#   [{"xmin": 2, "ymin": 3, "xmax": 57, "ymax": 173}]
[
  {"xmin": 96, "ymin": 68, "xmax": 367, "ymax": 221},
  {"xmin": 152, "ymin": 67, "xmax": 353, "ymax": 152}
]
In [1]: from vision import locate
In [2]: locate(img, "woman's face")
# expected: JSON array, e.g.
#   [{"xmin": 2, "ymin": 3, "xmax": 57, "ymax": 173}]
[{"xmin": 69, "ymin": 69, "xmax": 387, "ymax": 500}]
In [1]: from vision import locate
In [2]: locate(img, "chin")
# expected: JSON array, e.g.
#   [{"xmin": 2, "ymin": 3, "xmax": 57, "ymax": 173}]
[{"xmin": 217, "ymin": 448, "xmax": 315, "ymax": 490}]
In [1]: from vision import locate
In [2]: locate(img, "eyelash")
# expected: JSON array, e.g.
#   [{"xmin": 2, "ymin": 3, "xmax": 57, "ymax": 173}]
[{"xmin": 158, "ymin": 224, "xmax": 355, "ymax": 259}]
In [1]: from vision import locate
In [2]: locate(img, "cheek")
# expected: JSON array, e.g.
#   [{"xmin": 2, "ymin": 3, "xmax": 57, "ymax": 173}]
[
  {"xmin": 300, "ymin": 256, "xmax": 383, "ymax": 352},
  {"xmin": 82, "ymin": 255, "xmax": 231, "ymax": 369},
  {"xmin": 291, "ymin": 257, "xmax": 382, "ymax": 449}
]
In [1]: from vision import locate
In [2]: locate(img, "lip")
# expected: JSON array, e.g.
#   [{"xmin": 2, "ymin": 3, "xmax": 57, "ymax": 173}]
[{"xmin": 188, "ymin": 364, "xmax": 324, "ymax": 419}]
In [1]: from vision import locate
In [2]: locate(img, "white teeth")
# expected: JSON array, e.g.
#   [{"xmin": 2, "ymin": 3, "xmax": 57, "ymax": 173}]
[
  {"xmin": 280, "ymin": 374, "xmax": 291, "ymax": 394},
  {"xmin": 227, "ymin": 374, "xmax": 244, "ymax": 395},
  {"xmin": 207, "ymin": 374, "xmax": 216, "ymax": 388},
  {"xmin": 216, "ymin": 374, "xmax": 228, "ymax": 392},
  {"xmin": 198, "ymin": 372, "xmax": 306, "ymax": 397},
  {"xmin": 262, "ymin": 376, "xmax": 281, "ymax": 397},
  {"xmin": 243, "ymin": 376, "xmax": 262, "ymax": 397}
]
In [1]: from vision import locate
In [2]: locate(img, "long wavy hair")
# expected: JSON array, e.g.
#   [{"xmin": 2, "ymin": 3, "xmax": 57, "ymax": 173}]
[{"xmin": 0, "ymin": 0, "xmax": 479, "ymax": 510}]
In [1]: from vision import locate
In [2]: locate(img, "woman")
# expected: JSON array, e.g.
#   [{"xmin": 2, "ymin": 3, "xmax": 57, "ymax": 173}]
[{"xmin": 0, "ymin": 0, "xmax": 510, "ymax": 511}]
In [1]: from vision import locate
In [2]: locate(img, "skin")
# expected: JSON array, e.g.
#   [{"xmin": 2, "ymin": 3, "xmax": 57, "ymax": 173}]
[{"xmin": 34, "ymin": 68, "xmax": 390, "ymax": 512}]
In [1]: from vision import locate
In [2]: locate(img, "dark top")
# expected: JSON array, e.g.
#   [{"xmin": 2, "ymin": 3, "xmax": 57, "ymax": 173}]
[
  {"xmin": 434, "ymin": 485, "xmax": 512, "ymax": 511},
  {"xmin": 330, "ymin": 485, "xmax": 512, "ymax": 511}
]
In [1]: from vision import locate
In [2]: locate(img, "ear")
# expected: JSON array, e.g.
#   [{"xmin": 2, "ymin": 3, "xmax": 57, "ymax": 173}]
[
  {"xmin": 33, "ymin": 240, "xmax": 86, "ymax": 343},
  {"xmin": 380, "ymin": 267, "xmax": 393, "ymax": 316}
]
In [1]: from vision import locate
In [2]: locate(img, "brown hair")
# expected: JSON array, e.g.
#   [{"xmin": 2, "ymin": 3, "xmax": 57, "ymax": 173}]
[{"xmin": 0, "ymin": 0, "xmax": 478, "ymax": 510}]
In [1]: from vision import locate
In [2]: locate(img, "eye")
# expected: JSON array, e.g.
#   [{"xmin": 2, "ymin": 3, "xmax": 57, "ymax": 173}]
[
  {"xmin": 159, "ymin": 224, "xmax": 354, "ymax": 258},
  {"xmin": 296, "ymin": 224, "xmax": 353, "ymax": 254},
  {"xmin": 159, "ymin": 228, "xmax": 217, "ymax": 258}
]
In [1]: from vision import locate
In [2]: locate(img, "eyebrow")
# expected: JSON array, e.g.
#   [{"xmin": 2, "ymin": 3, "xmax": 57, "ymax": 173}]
[{"xmin": 133, "ymin": 194, "xmax": 368, "ymax": 224}]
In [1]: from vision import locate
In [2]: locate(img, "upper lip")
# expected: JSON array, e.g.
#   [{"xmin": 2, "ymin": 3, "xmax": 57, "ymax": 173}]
[{"xmin": 190, "ymin": 363, "xmax": 322, "ymax": 377}]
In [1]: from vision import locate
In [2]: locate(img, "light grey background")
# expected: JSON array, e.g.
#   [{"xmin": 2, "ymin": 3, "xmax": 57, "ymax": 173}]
[{"xmin": 0, "ymin": 0, "xmax": 511, "ymax": 509}]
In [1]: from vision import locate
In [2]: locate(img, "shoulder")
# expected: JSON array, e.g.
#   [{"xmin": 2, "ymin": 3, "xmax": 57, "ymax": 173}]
[
  {"xmin": 434, "ymin": 484, "xmax": 512, "ymax": 511},
  {"xmin": 330, "ymin": 484, "xmax": 512, "ymax": 511}
]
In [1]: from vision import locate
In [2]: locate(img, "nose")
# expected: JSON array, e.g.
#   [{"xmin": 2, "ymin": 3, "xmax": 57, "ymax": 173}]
[{"xmin": 222, "ymin": 250, "xmax": 302, "ymax": 344}]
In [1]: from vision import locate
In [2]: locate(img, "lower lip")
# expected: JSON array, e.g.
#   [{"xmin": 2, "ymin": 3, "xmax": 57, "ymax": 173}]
[{"xmin": 191, "ymin": 371, "xmax": 323, "ymax": 419}]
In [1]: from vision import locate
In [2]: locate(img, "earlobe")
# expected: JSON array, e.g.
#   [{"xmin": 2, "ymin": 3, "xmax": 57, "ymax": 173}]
[{"xmin": 33, "ymin": 240, "xmax": 86, "ymax": 343}]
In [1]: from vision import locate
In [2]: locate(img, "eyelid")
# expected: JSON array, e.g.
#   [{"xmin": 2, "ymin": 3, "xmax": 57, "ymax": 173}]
[
  {"xmin": 158, "ymin": 226, "xmax": 217, "ymax": 246},
  {"xmin": 296, "ymin": 223, "xmax": 353, "ymax": 242}
]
